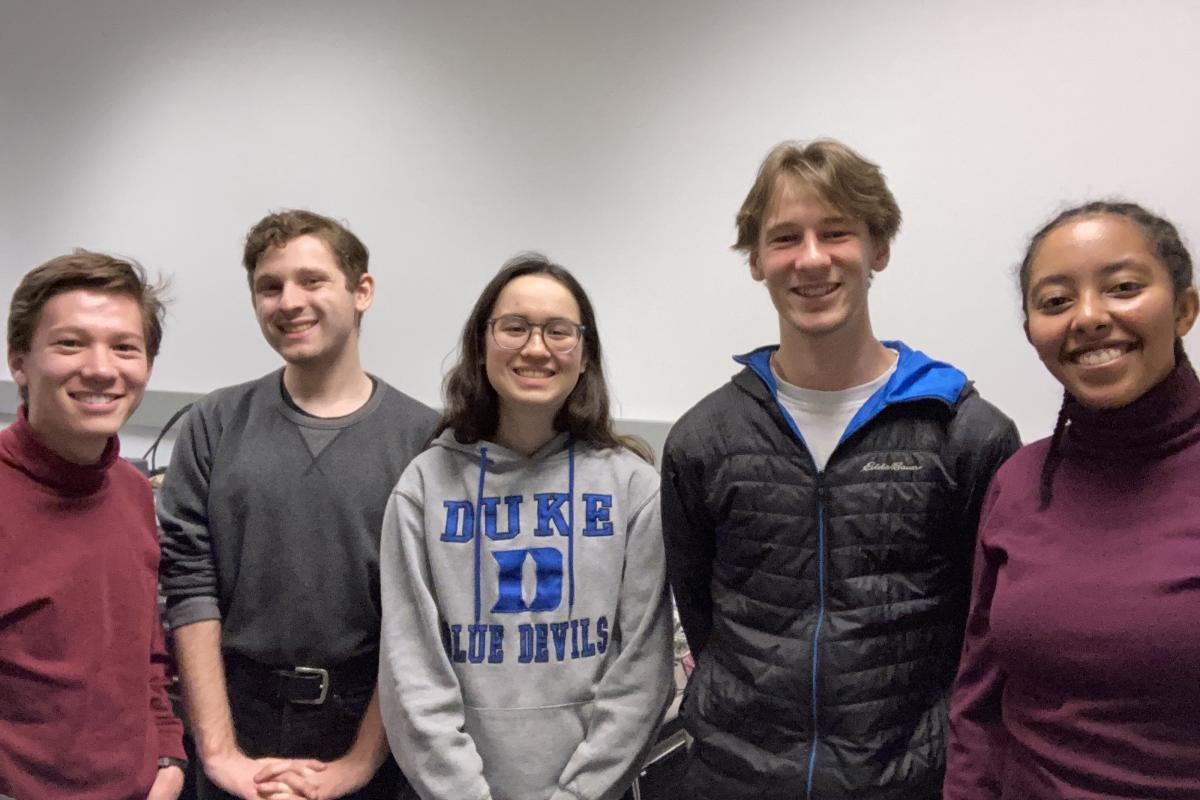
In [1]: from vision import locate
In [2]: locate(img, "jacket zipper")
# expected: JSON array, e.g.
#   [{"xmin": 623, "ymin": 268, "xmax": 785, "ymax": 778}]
[{"xmin": 806, "ymin": 480, "xmax": 828, "ymax": 800}]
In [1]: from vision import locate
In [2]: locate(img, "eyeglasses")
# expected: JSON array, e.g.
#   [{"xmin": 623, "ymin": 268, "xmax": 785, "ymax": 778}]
[{"xmin": 488, "ymin": 315, "xmax": 586, "ymax": 355}]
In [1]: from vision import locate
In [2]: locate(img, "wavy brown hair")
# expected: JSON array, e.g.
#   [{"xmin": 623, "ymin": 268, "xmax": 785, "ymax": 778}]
[
  {"xmin": 436, "ymin": 253, "xmax": 652, "ymax": 462},
  {"xmin": 734, "ymin": 138, "xmax": 902, "ymax": 254}
]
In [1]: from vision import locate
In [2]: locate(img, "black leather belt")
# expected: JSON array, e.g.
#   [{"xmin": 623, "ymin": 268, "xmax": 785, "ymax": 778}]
[{"xmin": 224, "ymin": 649, "xmax": 379, "ymax": 706}]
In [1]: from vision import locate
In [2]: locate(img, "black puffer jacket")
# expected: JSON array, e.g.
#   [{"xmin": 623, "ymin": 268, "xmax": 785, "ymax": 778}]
[{"xmin": 662, "ymin": 344, "xmax": 1020, "ymax": 800}]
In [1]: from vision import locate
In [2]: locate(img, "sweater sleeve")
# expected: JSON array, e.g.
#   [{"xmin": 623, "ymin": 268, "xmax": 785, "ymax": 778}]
[
  {"xmin": 944, "ymin": 483, "xmax": 1009, "ymax": 800},
  {"xmin": 660, "ymin": 437, "xmax": 716, "ymax": 656},
  {"xmin": 550, "ymin": 487, "xmax": 675, "ymax": 800},
  {"xmin": 148, "ymin": 600, "xmax": 187, "ymax": 760},
  {"xmin": 157, "ymin": 402, "xmax": 221, "ymax": 628},
  {"xmin": 378, "ymin": 479, "xmax": 493, "ymax": 800}
]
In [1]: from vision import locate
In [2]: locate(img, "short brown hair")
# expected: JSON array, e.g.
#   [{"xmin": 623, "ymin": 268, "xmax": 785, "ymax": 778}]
[
  {"xmin": 734, "ymin": 138, "xmax": 902, "ymax": 254},
  {"xmin": 242, "ymin": 209, "xmax": 369, "ymax": 288},
  {"xmin": 8, "ymin": 250, "xmax": 166, "ymax": 361}
]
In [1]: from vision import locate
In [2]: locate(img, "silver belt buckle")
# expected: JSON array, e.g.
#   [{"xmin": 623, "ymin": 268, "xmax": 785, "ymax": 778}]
[{"xmin": 292, "ymin": 666, "xmax": 330, "ymax": 705}]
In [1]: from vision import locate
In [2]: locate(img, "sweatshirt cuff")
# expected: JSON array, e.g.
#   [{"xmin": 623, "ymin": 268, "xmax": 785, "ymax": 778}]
[
  {"xmin": 550, "ymin": 784, "xmax": 586, "ymax": 800},
  {"xmin": 165, "ymin": 595, "xmax": 221, "ymax": 629}
]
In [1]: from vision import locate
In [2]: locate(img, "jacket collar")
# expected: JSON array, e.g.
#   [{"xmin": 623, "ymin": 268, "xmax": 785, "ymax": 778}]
[{"xmin": 732, "ymin": 340, "xmax": 967, "ymax": 444}]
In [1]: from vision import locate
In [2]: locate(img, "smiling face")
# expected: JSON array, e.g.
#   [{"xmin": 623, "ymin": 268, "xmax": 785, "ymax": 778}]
[
  {"xmin": 8, "ymin": 289, "xmax": 151, "ymax": 463},
  {"xmin": 1025, "ymin": 214, "xmax": 1199, "ymax": 409},
  {"xmin": 484, "ymin": 274, "xmax": 587, "ymax": 434},
  {"xmin": 251, "ymin": 234, "xmax": 373, "ymax": 369},
  {"xmin": 750, "ymin": 177, "xmax": 889, "ymax": 345}
]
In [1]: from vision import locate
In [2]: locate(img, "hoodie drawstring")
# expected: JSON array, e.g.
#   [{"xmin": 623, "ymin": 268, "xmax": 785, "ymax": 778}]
[
  {"xmin": 567, "ymin": 440, "xmax": 576, "ymax": 619},
  {"xmin": 473, "ymin": 446, "xmax": 488, "ymax": 625}
]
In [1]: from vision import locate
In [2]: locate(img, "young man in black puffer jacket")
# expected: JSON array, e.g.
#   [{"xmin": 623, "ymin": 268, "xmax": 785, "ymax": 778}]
[{"xmin": 662, "ymin": 138, "xmax": 1020, "ymax": 800}]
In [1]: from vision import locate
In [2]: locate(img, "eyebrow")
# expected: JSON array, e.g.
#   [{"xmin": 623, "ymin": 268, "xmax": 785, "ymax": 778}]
[
  {"xmin": 1028, "ymin": 258, "xmax": 1147, "ymax": 294},
  {"xmin": 762, "ymin": 215, "xmax": 854, "ymax": 235}
]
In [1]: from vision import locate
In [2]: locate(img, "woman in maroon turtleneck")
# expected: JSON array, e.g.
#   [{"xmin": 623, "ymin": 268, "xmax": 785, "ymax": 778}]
[{"xmin": 945, "ymin": 201, "xmax": 1200, "ymax": 800}]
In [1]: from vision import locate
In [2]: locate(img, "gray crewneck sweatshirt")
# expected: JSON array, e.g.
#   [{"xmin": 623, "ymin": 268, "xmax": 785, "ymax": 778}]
[{"xmin": 378, "ymin": 430, "xmax": 674, "ymax": 800}]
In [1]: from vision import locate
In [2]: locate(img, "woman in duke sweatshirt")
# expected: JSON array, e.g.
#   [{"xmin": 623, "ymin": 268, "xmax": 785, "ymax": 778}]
[
  {"xmin": 945, "ymin": 201, "xmax": 1200, "ymax": 798},
  {"xmin": 378, "ymin": 253, "xmax": 674, "ymax": 800}
]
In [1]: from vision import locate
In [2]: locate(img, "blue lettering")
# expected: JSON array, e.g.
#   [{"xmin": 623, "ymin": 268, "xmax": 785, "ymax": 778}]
[
  {"xmin": 596, "ymin": 615, "xmax": 609, "ymax": 654},
  {"xmin": 449, "ymin": 624, "xmax": 467, "ymax": 663},
  {"xmin": 550, "ymin": 621, "xmax": 569, "ymax": 661},
  {"xmin": 481, "ymin": 495, "xmax": 522, "ymax": 540},
  {"xmin": 441, "ymin": 500, "xmax": 475, "ymax": 542},
  {"xmin": 582, "ymin": 494, "xmax": 614, "ymax": 536},
  {"xmin": 570, "ymin": 618, "xmax": 580, "ymax": 658},
  {"xmin": 534, "ymin": 493, "xmax": 570, "ymax": 536},
  {"xmin": 579, "ymin": 617, "xmax": 596, "ymax": 657},
  {"xmin": 490, "ymin": 548, "xmax": 563, "ymax": 613},
  {"xmin": 534, "ymin": 624, "xmax": 550, "ymax": 663},
  {"xmin": 467, "ymin": 624, "xmax": 487, "ymax": 664},
  {"xmin": 488, "ymin": 624, "xmax": 504, "ymax": 663},
  {"xmin": 518, "ymin": 624, "xmax": 534, "ymax": 663}
]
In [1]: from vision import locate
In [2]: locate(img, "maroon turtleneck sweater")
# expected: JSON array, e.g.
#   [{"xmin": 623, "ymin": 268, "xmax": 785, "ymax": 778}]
[
  {"xmin": 0, "ymin": 408, "xmax": 184, "ymax": 800},
  {"xmin": 945, "ymin": 357, "xmax": 1200, "ymax": 799}
]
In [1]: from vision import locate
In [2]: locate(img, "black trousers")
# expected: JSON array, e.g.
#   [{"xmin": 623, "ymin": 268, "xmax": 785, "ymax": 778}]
[{"xmin": 196, "ymin": 678, "xmax": 414, "ymax": 800}]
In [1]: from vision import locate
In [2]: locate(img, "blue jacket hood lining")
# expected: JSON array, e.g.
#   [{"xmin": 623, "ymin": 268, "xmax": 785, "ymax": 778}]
[{"xmin": 733, "ymin": 341, "xmax": 967, "ymax": 445}]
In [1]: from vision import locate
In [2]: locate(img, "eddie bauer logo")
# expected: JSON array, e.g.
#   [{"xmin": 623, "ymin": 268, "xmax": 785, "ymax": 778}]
[{"xmin": 862, "ymin": 461, "xmax": 921, "ymax": 472}]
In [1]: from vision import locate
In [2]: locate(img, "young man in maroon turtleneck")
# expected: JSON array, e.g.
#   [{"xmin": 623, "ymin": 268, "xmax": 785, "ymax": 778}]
[{"xmin": 0, "ymin": 251, "xmax": 185, "ymax": 799}]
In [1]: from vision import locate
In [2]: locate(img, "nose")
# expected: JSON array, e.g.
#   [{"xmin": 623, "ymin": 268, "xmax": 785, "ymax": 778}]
[
  {"xmin": 1073, "ymin": 290, "xmax": 1112, "ymax": 334},
  {"xmin": 279, "ymin": 281, "xmax": 304, "ymax": 311},
  {"xmin": 794, "ymin": 233, "xmax": 832, "ymax": 269},
  {"xmin": 81, "ymin": 346, "xmax": 118, "ymax": 381},
  {"xmin": 520, "ymin": 326, "xmax": 551, "ymax": 357}
]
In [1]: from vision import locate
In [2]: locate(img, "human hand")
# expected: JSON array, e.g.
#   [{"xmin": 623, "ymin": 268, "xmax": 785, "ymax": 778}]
[
  {"xmin": 146, "ymin": 765, "xmax": 185, "ymax": 800},
  {"xmin": 205, "ymin": 749, "xmax": 305, "ymax": 799},
  {"xmin": 255, "ymin": 755, "xmax": 374, "ymax": 800},
  {"xmin": 252, "ymin": 758, "xmax": 329, "ymax": 799}
]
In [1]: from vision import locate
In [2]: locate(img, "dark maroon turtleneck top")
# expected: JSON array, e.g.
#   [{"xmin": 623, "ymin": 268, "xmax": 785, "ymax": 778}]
[
  {"xmin": 0, "ymin": 408, "xmax": 184, "ymax": 800},
  {"xmin": 945, "ymin": 356, "xmax": 1200, "ymax": 799}
]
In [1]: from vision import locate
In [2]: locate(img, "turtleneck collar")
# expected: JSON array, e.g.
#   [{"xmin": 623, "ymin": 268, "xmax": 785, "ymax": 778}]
[
  {"xmin": 1, "ymin": 406, "xmax": 120, "ymax": 495},
  {"xmin": 1064, "ymin": 354, "xmax": 1200, "ymax": 458}
]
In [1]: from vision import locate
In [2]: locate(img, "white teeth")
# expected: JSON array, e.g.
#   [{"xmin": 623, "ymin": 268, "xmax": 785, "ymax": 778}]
[
  {"xmin": 1075, "ymin": 347, "xmax": 1124, "ymax": 366},
  {"xmin": 515, "ymin": 369, "xmax": 553, "ymax": 377},
  {"xmin": 280, "ymin": 320, "xmax": 316, "ymax": 333},
  {"xmin": 795, "ymin": 284, "xmax": 837, "ymax": 298},
  {"xmin": 74, "ymin": 394, "xmax": 117, "ymax": 404}
]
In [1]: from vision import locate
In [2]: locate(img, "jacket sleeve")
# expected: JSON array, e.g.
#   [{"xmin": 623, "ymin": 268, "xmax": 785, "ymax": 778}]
[
  {"xmin": 550, "ymin": 487, "xmax": 675, "ymax": 800},
  {"xmin": 377, "ymin": 479, "xmax": 493, "ymax": 800},
  {"xmin": 944, "ymin": 484, "xmax": 1009, "ymax": 800},
  {"xmin": 156, "ymin": 402, "xmax": 222, "ymax": 628},
  {"xmin": 660, "ymin": 434, "xmax": 716, "ymax": 656}
]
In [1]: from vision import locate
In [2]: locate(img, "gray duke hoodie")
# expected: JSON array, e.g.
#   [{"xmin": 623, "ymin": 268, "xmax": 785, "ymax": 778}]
[{"xmin": 379, "ymin": 430, "xmax": 674, "ymax": 800}]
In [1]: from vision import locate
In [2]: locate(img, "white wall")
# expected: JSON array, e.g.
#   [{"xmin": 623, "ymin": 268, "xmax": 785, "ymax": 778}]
[{"xmin": 4, "ymin": 0, "xmax": 1200, "ymax": 440}]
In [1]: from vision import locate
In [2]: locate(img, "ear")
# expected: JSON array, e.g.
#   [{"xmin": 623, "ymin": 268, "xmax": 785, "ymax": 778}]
[
  {"xmin": 354, "ymin": 273, "xmax": 376, "ymax": 314},
  {"xmin": 7, "ymin": 351, "xmax": 26, "ymax": 388},
  {"xmin": 748, "ymin": 249, "xmax": 765, "ymax": 282},
  {"xmin": 870, "ymin": 240, "xmax": 891, "ymax": 273},
  {"xmin": 1174, "ymin": 286, "xmax": 1199, "ymax": 338}
]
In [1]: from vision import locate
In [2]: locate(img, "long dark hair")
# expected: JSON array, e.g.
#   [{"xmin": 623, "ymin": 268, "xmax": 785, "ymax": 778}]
[
  {"xmin": 1019, "ymin": 200, "xmax": 1196, "ymax": 508},
  {"xmin": 435, "ymin": 253, "xmax": 653, "ymax": 462}
]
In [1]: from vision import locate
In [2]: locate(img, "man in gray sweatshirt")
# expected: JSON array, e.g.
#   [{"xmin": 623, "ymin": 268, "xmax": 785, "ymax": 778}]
[{"xmin": 158, "ymin": 210, "xmax": 437, "ymax": 799}]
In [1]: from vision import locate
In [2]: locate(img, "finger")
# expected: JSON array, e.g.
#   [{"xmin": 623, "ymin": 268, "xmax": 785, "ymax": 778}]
[
  {"xmin": 253, "ymin": 759, "xmax": 298, "ymax": 780},
  {"xmin": 256, "ymin": 773, "xmax": 319, "ymax": 799},
  {"xmin": 255, "ymin": 781, "xmax": 297, "ymax": 799}
]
